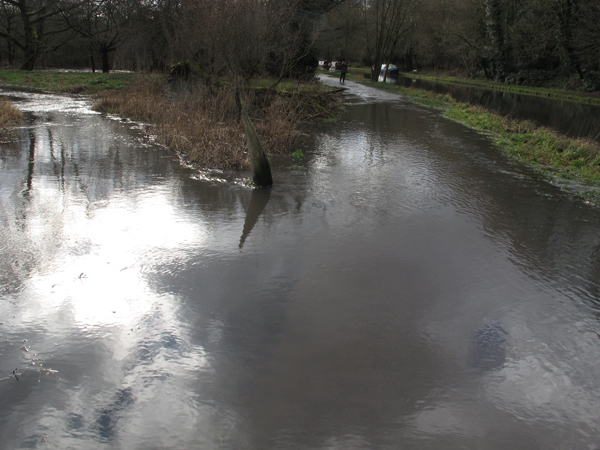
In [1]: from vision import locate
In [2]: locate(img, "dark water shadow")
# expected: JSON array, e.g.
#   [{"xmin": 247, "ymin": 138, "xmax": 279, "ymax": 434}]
[
  {"xmin": 96, "ymin": 388, "xmax": 135, "ymax": 441},
  {"xmin": 469, "ymin": 323, "xmax": 508, "ymax": 372},
  {"xmin": 240, "ymin": 188, "xmax": 272, "ymax": 248}
]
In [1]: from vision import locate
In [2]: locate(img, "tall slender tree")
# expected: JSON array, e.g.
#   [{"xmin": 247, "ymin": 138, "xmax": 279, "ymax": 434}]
[
  {"xmin": 0, "ymin": 0, "xmax": 84, "ymax": 70},
  {"xmin": 553, "ymin": 0, "xmax": 583, "ymax": 79},
  {"xmin": 364, "ymin": 0, "xmax": 417, "ymax": 80},
  {"xmin": 63, "ymin": 0, "xmax": 135, "ymax": 73}
]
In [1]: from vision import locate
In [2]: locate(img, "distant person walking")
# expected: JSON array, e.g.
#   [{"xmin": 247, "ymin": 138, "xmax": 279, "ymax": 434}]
[{"xmin": 340, "ymin": 62, "xmax": 348, "ymax": 84}]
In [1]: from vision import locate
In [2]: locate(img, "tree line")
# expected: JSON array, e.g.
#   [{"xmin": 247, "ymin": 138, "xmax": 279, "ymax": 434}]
[
  {"xmin": 1, "ymin": 1, "xmax": 598, "ymax": 91},
  {"xmin": 317, "ymin": 0, "xmax": 600, "ymax": 91},
  {"xmin": 0, "ymin": 0, "xmax": 343, "ymax": 76}
]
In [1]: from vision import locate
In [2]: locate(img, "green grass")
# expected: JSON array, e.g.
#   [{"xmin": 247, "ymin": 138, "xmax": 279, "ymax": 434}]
[
  {"xmin": 247, "ymin": 78, "xmax": 340, "ymax": 95},
  {"xmin": 445, "ymin": 103, "xmax": 600, "ymax": 184},
  {"xmin": 291, "ymin": 149, "xmax": 304, "ymax": 161},
  {"xmin": 0, "ymin": 69, "xmax": 137, "ymax": 94}
]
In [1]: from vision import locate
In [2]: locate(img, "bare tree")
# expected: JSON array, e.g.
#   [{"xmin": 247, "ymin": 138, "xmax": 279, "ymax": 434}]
[
  {"xmin": 0, "ymin": 1, "xmax": 18, "ymax": 64},
  {"xmin": 63, "ymin": 0, "xmax": 135, "ymax": 72},
  {"xmin": 575, "ymin": 0, "xmax": 600, "ymax": 73},
  {"xmin": 553, "ymin": 0, "xmax": 583, "ymax": 79},
  {"xmin": 317, "ymin": 0, "xmax": 364, "ymax": 63},
  {"xmin": 363, "ymin": 0, "xmax": 418, "ymax": 80},
  {"xmin": 0, "ymin": 0, "xmax": 85, "ymax": 70},
  {"xmin": 143, "ymin": 0, "xmax": 330, "ymax": 81}
]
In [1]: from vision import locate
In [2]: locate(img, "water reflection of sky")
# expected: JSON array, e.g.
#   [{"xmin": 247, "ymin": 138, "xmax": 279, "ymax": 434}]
[
  {"xmin": 1, "ymin": 90, "xmax": 100, "ymax": 116},
  {"xmin": 27, "ymin": 186, "xmax": 206, "ymax": 326},
  {"xmin": 2, "ymin": 88, "xmax": 600, "ymax": 449},
  {"xmin": 0, "ymin": 98, "xmax": 219, "ymax": 448}
]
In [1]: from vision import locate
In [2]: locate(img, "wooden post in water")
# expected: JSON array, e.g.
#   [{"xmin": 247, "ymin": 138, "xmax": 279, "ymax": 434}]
[
  {"xmin": 237, "ymin": 90, "xmax": 273, "ymax": 187},
  {"xmin": 241, "ymin": 110, "xmax": 273, "ymax": 186}
]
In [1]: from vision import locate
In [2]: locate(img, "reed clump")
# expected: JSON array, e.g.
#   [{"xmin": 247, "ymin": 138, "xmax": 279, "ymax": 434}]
[
  {"xmin": 94, "ymin": 75, "xmax": 341, "ymax": 168},
  {"xmin": 0, "ymin": 99, "xmax": 23, "ymax": 136}
]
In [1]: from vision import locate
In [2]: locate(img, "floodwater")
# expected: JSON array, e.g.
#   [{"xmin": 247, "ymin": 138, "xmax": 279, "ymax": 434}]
[
  {"xmin": 1, "ymin": 83, "xmax": 600, "ymax": 450},
  {"xmin": 389, "ymin": 74, "xmax": 600, "ymax": 141}
]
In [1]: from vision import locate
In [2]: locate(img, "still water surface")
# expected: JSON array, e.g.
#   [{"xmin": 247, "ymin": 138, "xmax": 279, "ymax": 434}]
[{"xmin": 1, "ymin": 85, "xmax": 600, "ymax": 449}]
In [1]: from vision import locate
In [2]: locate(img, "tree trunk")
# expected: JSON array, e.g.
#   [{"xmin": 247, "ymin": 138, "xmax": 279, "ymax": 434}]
[
  {"xmin": 5, "ymin": 16, "xmax": 15, "ymax": 66},
  {"xmin": 554, "ymin": 0, "xmax": 583, "ymax": 79},
  {"xmin": 484, "ymin": 0, "xmax": 506, "ymax": 81},
  {"xmin": 241, "ymin": 110, "xmax": 273, "ymax": 187},
  {"xmin": 19, "ymin": 1, "xmax": 36, "ymax": 70},
  {"xmin": 20, "ymin": 46, "xmax": 36, "ymax": 70},
  {"xmin": 101, "ymin": 47, "xmax": 110, "ymax": 73},
  {"xmin": 90, "ymin": 47, "xmax": 96, "ymax": 73},
  {"xmin": 404, "ymin": 43, "xmax": 414, "ymax": 71},
  {"xmin": 8, "ymin": 39, "xmax": 15, "ymax": 65}
]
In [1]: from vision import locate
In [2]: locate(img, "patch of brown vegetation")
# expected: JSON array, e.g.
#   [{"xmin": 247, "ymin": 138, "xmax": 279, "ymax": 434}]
[
  {"xmin": 94, "ymin": 76, "xmax": 341, "ymax": 168},
  {"xmin": 0, "ymin": 99, "xmax": 23, "ymax": 136}
]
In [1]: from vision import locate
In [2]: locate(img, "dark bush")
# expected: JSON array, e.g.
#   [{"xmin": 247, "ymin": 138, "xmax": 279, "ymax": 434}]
[{"xmin": 582, "ymin": 71, "xmax": 600, "ymax": 92}]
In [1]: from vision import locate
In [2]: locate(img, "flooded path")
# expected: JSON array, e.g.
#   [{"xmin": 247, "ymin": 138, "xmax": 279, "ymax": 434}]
[
  {"xmin": 392, "ymin": 75, "xmax": 600, "ymax": 141},
  {"xmin": 1, "ymin": 85, "xmax": 600, "ymax": 449}
]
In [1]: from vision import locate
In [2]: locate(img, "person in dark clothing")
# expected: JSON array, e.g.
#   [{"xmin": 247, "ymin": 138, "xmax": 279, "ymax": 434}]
[{"xmin": 340, "ymin": 62, "xmax": 348, "ymax": 83}]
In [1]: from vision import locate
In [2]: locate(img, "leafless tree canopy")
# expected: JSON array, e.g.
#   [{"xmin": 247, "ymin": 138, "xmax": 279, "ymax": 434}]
[
  {"xmin": 0, "ymin": 0, "xmax": 599, "ymax": 89},
  {"xmin": 316, "ymin": 0, "xmax": 600, "ymax": 90},
  {"xmin": 0, "ymin": 0, "xmax": 338, "ymax": 76}
]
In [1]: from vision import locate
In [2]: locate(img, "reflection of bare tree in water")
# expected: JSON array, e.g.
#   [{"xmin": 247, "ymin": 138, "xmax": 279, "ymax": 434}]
[
  {"xmin": 588, "ymin": 244, "xmax": 600, "ymax": 318},
  {"xmin": 239, "ymin": 188, "xmax": 271, "ymax": 248},
  {"xmin": 1, "ymin": 129, "xmax": 38, "ymax": 292},
  {"xmin": 24, "ymin": 129, "xmax": 35, "ymax": 197},
  {"xmin": 47, "ymin": 127, "xmax": 67, "ymax": 191}
]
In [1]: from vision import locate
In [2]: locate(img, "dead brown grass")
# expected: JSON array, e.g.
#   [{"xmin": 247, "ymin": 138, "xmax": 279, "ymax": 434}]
[
  {"xmin": 94, "ymin": 75, "xmax": 341, "ymax": 168},
  {"xmin": 0, "ymin": 99, "xmax": 23, "ymax": 136}
]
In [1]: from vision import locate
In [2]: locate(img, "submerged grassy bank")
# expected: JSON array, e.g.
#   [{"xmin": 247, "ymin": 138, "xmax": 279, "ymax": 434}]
[
  {"xmin": 0, "ymin": 69, "xmax": 136, "ymax": 138},
  {"xmin": 341, "ymin": 74, "xmax": 600, "ymax": 203},
  {"xmin": 94, "ymin": 75, "xmax": 342, "ymax": 168}
]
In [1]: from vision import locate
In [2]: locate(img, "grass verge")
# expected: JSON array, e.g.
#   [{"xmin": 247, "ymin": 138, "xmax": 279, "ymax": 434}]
[
  {"xmin": 0, "ymin": 69, "xmax": 137, "ymax": 94},
  {"xmin": 94, "ymin": 75, "xmax": 343, "ymax": 168},
  {"xmin": 342, "ymin": 74, "xmax": 600, "ymax": 203}
]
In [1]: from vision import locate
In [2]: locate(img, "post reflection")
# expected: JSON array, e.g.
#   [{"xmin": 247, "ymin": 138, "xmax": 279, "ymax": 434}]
[{"xmin": 239, "ymin": 187, "xmax": 271, "ymax": 249}]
